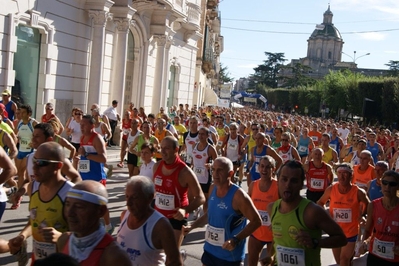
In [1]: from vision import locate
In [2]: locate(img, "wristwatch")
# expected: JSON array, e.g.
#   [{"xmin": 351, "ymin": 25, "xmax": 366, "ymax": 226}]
[{"xmin": 232, "ymin": 236, "xmax": 241, "ymax": 246}]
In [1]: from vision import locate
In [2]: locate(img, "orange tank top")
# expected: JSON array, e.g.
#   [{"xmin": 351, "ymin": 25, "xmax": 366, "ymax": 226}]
[
  {"xmin": 353, "ymin": 165, "xmax": 375, "ymax": 189},
  {"xmin": 154, "ymin": 130, "xmax": 167, "ymax": 158},
  {"xmin": 251, "ymin": 179, "xmax": 279, "ymax": 242},
  {"xmin": 329, "ymin": 184, "xmax": 360, "ymax": 238}
]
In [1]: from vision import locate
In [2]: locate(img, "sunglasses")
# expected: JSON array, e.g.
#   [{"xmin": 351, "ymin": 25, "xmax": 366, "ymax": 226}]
[
  {"xmin": 381, "ymin": 180, "xmax": 398, "ymax": 187},
  {"xmin": 33, "ymin": 158, "xmax": 62, "ymax": 167},
  {"xmin": 281, "ymin": 139, "xmax": 289, "ymax": 141},
  {"xmin": 75, "ymin": 113, "xmax": 82, "ymax": 116}
]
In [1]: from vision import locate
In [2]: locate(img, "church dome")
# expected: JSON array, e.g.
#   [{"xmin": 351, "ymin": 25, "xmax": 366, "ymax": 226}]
[{"xmin": 310, "ymin": 24, "xmax": 342, "ymax": 39}]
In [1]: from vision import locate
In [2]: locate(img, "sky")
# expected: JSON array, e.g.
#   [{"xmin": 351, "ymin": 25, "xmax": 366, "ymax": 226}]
[{"xmin": 219, "ymin": 0, "xmax": 399, "ymax": 81}]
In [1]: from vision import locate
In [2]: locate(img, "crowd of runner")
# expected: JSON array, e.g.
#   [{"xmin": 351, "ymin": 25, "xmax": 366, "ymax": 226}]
[{"xmin": 0, "ymin": 90, "xmax": 398, "ymax": 266}]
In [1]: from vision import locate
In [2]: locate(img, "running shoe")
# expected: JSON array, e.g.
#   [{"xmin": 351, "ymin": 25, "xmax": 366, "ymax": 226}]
[{"xmin": 11, "ymin": 195, "xmax": 22, "ymax": 210}]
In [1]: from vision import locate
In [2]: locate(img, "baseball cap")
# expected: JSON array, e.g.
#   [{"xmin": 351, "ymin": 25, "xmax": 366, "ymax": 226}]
[{"xmin": 2, "ymin": 89, "xmax": 11, "ymax": 96}]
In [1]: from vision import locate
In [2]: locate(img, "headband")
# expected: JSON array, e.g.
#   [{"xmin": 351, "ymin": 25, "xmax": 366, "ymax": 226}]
[
  {"xmin": 337, "ymin": 165, "xmax": 353, "ymax": 173},
  {"xmin": 67, "ymin": 189, "xmax": 108, "ymax": 205}
]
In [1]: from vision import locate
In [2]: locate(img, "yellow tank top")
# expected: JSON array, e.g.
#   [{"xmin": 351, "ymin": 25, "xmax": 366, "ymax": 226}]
[
  {"xmin": 0, "ymin": 130, "xmax": 5, "ymax": 148},
  {"xmin": 248, "ymin": 135, "xmax": 256, "ymax": 155},
  {"xmin": 29, "ymin": 181, "xmax": 72, "ymax": 242},
  {"xmin": 322, "ymin": 146, "xmax": 334, "ymax": 164}
]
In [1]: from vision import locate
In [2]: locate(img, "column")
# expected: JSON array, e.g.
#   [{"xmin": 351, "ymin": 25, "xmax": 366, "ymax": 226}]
[
  {"xmin": 87, "ymin": 10, "xmax": 112, "ymax": 109},
  {"xmin": 111, "ymin": 17, "xmax": 130, "ymax": 113},
  {"xmin": 151, "ymin": 35, "xmax": 168, "ymax": 111}
]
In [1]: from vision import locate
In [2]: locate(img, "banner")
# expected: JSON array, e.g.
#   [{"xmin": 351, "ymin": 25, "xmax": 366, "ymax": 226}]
[
  {"xmin": 217, "ymin": 98, "xmax": 230, "ymax": 108},
  {"xmin": 220, "ymin": 84, "xmax": 232, "ymax": 98},
  {"xmin": 244, "ymin": 97, "xmax": 257, "ymax": 103}
]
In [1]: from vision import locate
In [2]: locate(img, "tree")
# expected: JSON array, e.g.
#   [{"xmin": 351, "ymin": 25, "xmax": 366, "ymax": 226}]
[
  {"xmin": 280, "ymin": 63, "xmax": 316, "ymax": 88},
  {"xmin": 385, "ymin": 60, "xmax": 399, "ymax": 77},
  {"xmin": 219, "ymin": 63, "xmax": 234, "ymax": 83},
  {"xmin": 252, "ymin": 52, "xmax": 286, "ymax": 88}
]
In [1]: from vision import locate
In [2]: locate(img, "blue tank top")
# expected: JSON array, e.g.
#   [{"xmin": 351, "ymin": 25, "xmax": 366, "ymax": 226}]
[
  {"xmin": 0, "ymin": 101, "xmax": 15, "ymax": 121},
  {"xmin": 297, "ymin": 136, "xmax": 310, "ymax": 156},
  {"xmin": 329, "ymin": 136, "xmax": 340, "ymax": 154},
  {"xmin": 265, "ymin": 128, "xmax": 274, "ymax": 138},
  {"xmin": 204, "ymin": 184, "xmax": 246, "ymax": 262},
  {"xmin": 250, "ymin": 146, "xmax": 268, "ymax": 181},
  {"xmin": 368, "ymin": 179, "xmax": 383, "ymax": 201},
  {"xmin": 366, "ymin": 142, "xmax": 379, "ymax": 163}
]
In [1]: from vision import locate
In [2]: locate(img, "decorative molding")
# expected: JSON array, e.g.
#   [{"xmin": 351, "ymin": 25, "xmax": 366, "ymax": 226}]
[
  {"xmin": 114, "ymin": 17, "xmax": 131, "ymax": 31},
  {"xmin": 88, "ymin": 10, "xmax": 113, "ymax": 26}
]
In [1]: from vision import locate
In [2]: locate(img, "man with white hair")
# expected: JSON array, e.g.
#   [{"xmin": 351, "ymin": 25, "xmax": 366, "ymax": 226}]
[{"xmin": 116, "ymin": 176, "xmax": 182, "ymax": 265}]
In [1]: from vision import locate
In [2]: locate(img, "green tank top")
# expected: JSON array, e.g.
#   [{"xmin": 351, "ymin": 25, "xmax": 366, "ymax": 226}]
[{"xmin": 271, "ymin": 198, "xmax": 321, "ymax": 266}]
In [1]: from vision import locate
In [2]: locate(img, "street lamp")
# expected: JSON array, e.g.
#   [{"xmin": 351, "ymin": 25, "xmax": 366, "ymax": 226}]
[{"xmin": 342, "ymin": 51, "xmax": 370, "ymax": 63}]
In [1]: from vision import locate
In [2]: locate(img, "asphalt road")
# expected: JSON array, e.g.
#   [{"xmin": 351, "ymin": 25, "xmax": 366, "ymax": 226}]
[{"xmin": 0, "ymin": 147, "xmax": 368, "ymax": 265}]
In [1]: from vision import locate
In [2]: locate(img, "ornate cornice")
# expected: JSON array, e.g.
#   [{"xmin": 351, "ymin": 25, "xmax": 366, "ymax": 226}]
[{"xmin": 88, "ymin": 10, "xmax": 113, "ymax": 26}]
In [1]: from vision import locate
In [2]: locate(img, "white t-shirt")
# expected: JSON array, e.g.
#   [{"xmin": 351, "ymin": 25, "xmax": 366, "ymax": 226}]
[{"xmin": 338, "ymin": 128, "xmax": 350, "ymax": 145}]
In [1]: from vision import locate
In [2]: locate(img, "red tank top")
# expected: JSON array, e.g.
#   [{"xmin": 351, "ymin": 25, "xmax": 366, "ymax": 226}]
[
  {"xmin": 306, "ymin": 161, "xmax": 330, "ymax": 192},
  {"xmin": 122, "ymin": 119, "xmax": 131, "ymax": 141},
  {"xmin": 251, "ymin": 179, "xmax": 279, "ymax": 242},
  {"xmin": 153, "ymin": 158, "xmax": 189, "ymax": 218},
  {"xmin": 369, "ymin": 198, "xmax": 399, "ymax": 262},
  {"xmin": 80, "ymin": 132, "xmax": 97, "ymax": 146},
  {"xmin": 62, "ymin": 233, "xmax": 114, "ymax": 266},
  {"xmin": 41, "ymin": 114, "xmax": 55, "ymax": 123},
  {"xmin": 329, "ymin": 184, "xmax": 360, "ymax": 238}
]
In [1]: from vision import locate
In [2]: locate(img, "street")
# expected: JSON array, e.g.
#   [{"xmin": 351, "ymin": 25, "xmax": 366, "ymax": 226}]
[{"xmin": 0, "ymin": 147, "xmax": 368, "ymax": 265}]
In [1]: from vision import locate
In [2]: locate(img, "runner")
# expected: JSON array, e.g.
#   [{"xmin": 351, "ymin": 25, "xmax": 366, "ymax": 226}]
[
  {"xmin": 58, "ymin": 180, "xmax": 131, "ymax": 265},
  {"xmin": 41, "ymin": 103, "xmax": 64, "ymax": 134},
  {"xmin": 183, "ymin": 157, "xmax": 262, "ymax": 266},
  {"xmin": 221, "ymin": 122, "xmax": 244, "ymax": 184},
  {"xmin": 317, "ymin": 163, "xmax": 370, "ymax": 266},
  {"xmin": 353, "ymin": 150, "xmax": 376, "ymax": 190},
  {"xmin": 268, "ymin": 160, "xmax": 347, "ymax": 266},
  {"xmin": 116, "ymin": 176, "xmax": 182, "ymax": 265},
  {"xmin": 277, "ymin": 132, "xmax": 301, "ymax": 163},
  {"xmin": 366, "ymin": 161, "xmax": 388, "ymax": 201},
  {"xmin": 247, "ymin": 155, "xmax": 279, "ymax": 266},
  {"xmin": 296, "ymin": 127, "xmax": 314, "ymax": 163}
]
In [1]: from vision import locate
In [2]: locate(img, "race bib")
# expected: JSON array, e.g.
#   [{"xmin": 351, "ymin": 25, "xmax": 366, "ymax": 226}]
[
  {"xmin": 355, "ymin": 182, "xmax": 367, "ymax": 190},
  {"xmin": 310, "ymin": 178, "xmax": 324, "ymax": 190},
  {"xmin": 372, "ymin": 238, "xmax": 395, "ymax": 260},
  {"xmin": 311, "ymin": 136, "xmax": 318, "ymax": 141},
  {"xmin": 333, "ymin": 208, "xmax": 352, "ymax": 223},
  {"xmin": 217, "ymin": 141, "xmax": 223, "ymax": 147},
  {"xmin": 194, "ymin": 166, "xmax": 205, "ymax": 176},
  {"xmin": 33, "ymin": 240, "xmax": 56, "ymax": 259},
  {"xmin": 276, "ymin": 245, "xmax": 305, "ymax": 266},
  {"xmin": 78, "ymin": 160, "xmax": 90, "ymax": 173},
  {"xmin": 258, "ymin": 210, "xmax": 271, "ymax": 226},
  {"xmin": 228, "ymin": 143, "xmax": 238, "ymax": 150},
  {"xmin": 19, "ymin": 137, "xmax": 31, "ymax": 152},
  {"xmin": 330, "ymin": 144, "xmax": 337, "ymax": 150},
  {"xmin": 298, "ymin": 146, "xmax": 307, "ymax": 153},
  {"xmin": 205, "ymin": 225, "xmax": 225, "ymax": 246},
  {"xmin": 155, "ymin": 193, "xmax": 175, "ymax": 210},
  {"xmin": 123, "ymin": 129, "xmax": 130, "ymax": 135}
]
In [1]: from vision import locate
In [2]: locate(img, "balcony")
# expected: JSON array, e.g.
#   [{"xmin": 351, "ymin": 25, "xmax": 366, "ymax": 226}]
[
  {"xmin": 185, "ymin": 0, "xmax": 201, "ymax": 31},
  {"xmin": 207, "ymin": 0, "xmax": 218, "ymax": 9}
]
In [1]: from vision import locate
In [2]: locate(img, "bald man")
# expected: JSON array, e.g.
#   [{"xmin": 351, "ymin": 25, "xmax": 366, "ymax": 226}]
[
  {"xmin": 58, "ymin": 180, "xmax": 131, "ymax": 265},
  {"xmin": 8, "ymin": 142, "xmax": 74, "ymax": 264}
]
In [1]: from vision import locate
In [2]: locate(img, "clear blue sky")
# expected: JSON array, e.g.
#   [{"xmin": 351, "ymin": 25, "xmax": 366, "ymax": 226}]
[{"xmin": 219, "ymin": 0, "xmax": 399, "ymax": 80}]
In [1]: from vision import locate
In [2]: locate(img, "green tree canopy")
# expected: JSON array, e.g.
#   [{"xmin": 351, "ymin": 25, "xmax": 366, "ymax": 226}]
[
  {"xmin": 219, "ymin": 63, "xmax": 234, "ymax": 83},
  {"xmin": 252, "ymin": 52, "xmax": 286, "ymax": 88}
]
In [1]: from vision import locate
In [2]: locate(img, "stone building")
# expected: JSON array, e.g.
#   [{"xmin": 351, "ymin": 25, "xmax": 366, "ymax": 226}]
[{"xmin": 0, "ymin": 0, "xmax": 222, "ymax": 122}]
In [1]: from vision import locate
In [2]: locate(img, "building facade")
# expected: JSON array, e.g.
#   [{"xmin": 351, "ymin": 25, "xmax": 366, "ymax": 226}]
[{"xmin": 0, "ymin": 0, "xmax": 221, "ymax": 122}]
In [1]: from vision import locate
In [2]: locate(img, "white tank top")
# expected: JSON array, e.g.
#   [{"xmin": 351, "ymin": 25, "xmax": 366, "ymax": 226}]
[
  {"xmin": 116, "ymin": 210, "xmax": 166, "ymax": 265},
  {"xmin": 226, "ymin": 135, "xmax": 239, "ymax": 162},
  {"xmin": 185, "ymin": 131, "xmax": 199, "ymax": 164},
  {"xmin": 127, "ymin": 131, "xmax": 141, "ymax": 153},
  {"xmin": 351, "ymin": 151, "xmax": 360, "ymax": 166},
  {"xmin": 192, "ymin": 143, "xmax": 210, "ymax": 184},
  {"xmin": 17, "ymin": 119, "xmax": 34, "ymax": 152},
  {"xmin": 94, "ymin": 123, "xmax": 105, "ymax": 137},
  {"xmin": 279, "ymin": 146, "xmax": 294, "ymax": 163},
  {"xmin": 26, "ymin": 152, "xmax": 35, "ymax": 180}
]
